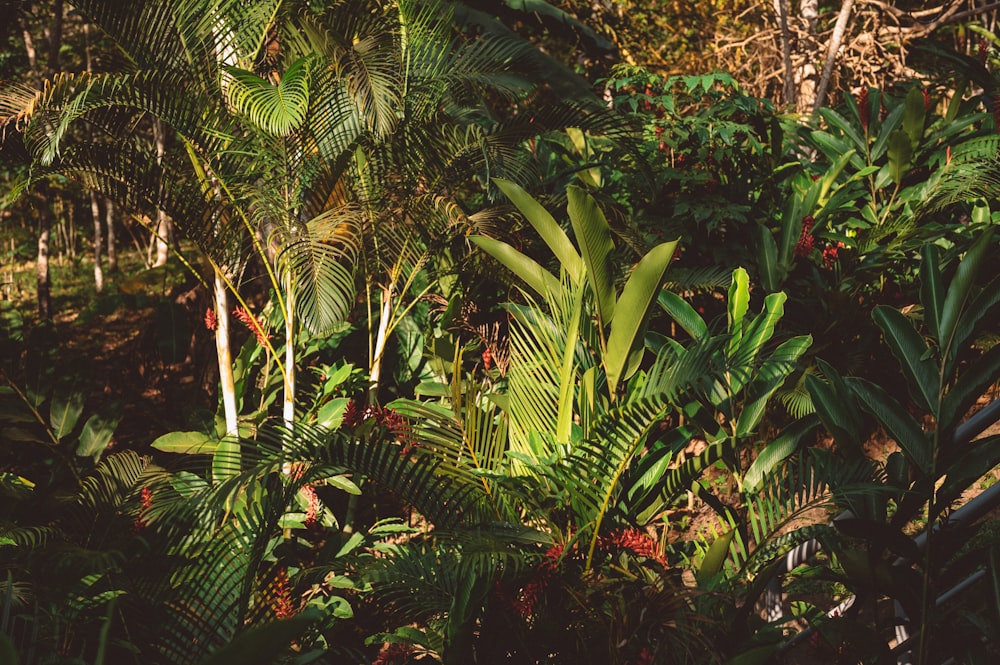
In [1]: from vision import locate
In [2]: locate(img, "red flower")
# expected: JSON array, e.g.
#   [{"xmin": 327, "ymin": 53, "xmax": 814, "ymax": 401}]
[
  {"xmin": 273, "ymin": 567, "xmax": 296, "ymax": 619},
  {"xmin": 857, "ymin": 87, "xmax": 870, "ymax": 132},
  {"xmin": 302, "ymin": 485, "xmax": 321, "ymax": 530},
  {"xmin": 636, "ymin": 647, "xmax": 655, "ymax": 665},
  {"xmin": 482, "ymin": 346, "xmax": 492, "ymax": 371},
  {"xmin": 980, "ymin": 39, "xmax": 990, "ymax": 67},
  {"xmin": 232, "ymin": 306, "xmax": 270, "ymax": 345},
  {"xmin": 133, "ymin": 487, "xmax": 154, "ymax": 533},
  {"xmin": 600, "ymin": 528, "xmax": 665, "ymax": 564},
  {"xmin": 795, "ymin": 216, "xmax": 815, "ymax": 257},
  {"xmin": 822, "ymin": 241, "xmax": 845, "ymax": 269},
  {"xmin": 204, "ymin": 307, "xmax": 217, "ymax": 331},
  {"xmin": 922, "ymin": 88, "xmax": 932, "ymax": 114}
]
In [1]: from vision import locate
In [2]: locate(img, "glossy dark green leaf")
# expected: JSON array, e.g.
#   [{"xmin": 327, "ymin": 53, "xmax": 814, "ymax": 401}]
[
  {"xmin": 196, "ymin": 611, "xmax": 319, "ymax": 665},
  {"xmin": 887, "ymin": 128, "xmax": 913, "ymax": 185},
  {"xmin": 846, "ymin": 377, "xmax": 932, "ymax": 475},
  {"xmin": 805, "ymin": 360, "xmax": 865, "ymax": 455},
  {"xmin": 657, "ymin": 290, "xmax": 707, "ymax": 338},
  {"xmin": 871, "ymin": 305, "xmax": 938, "ymax": 414},
  {"xmin": 919, "ymin": 244, "xmax": 943, "ymax": 340},
  {"xmin": 940, "ymin": 229, "xmax": 994, "ymax": 357},
  {"xmin": 902, "ymin": 86, "xmax": 926, "ymax": 145},
  {"xmin": 567, "ymin": 186, "xmax": 616, "ymax": 326}
]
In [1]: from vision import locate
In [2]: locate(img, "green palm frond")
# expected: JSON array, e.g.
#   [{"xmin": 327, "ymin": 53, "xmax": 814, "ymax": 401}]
[
  {"xmin": 274, "ymin": 208, "xmax": 362, "ymax": 334},
  {"xmin": 663, "ymin": 265, "xmax": 734, "ymax": 296},
  {"xmin": 566, "ymin": 398, "xmax": 670, "ymax": 566},
  {"xmin": 224, "ymin": 56, "xmax": 312, "ymax": 137}
]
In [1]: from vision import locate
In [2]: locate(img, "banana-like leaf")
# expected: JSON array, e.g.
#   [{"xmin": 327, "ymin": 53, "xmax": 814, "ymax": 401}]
[
  {"xmin": 919, "ymin": 244, "xmax": 944, "ymax": 340},
  {"xmin": 941, "ymin": 343, "xmax": 1000, "ymax": 429},
  {"xmin": 471, "ymin": 236, "xmax": 561, "ymax": 299},
  {"xmin": 697, "ymin": 528, "xmax": 736, "ymax": 584},
  {"xmin": 493, "ymin": 178, "xmax": 582, "ymax": 280},
  {"xmin": 846, "ymin": 377, "xmax": 932, "ymax": 475},
  {"xmin": 727, "ymin": 267, "xmax": 750, "ymax": 335},
  {"xmin": 887, "ymin": 129, "xmax": 913, "ymax": 185},
  {"xmin": 567, "ymin": 186, "xmax": 615, "ymax": 326},
  {"xmin": 940, "ymin": 229, "xmax": 994, "ymax": 362},
  {"xmin": 871, "ymin": 305, "xmax": 938, "ymax": 414},
  {"xmin": 49, "ymin": 383, "xmax": 85, "ymax": 441},
  {"xmin": 806, "ymin": 360, "xmax": 865, "ymax": 455},
  {"xmin": 658, "ymin": 290, "xmax": 707, "ymax": 338},
  {"xmin": 605, "ymin": 241, "xmax": 677, "ymax": 393}
]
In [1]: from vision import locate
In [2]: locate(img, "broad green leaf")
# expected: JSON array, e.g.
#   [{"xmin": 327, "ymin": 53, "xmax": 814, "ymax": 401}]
[
  {"xmin": 657, "ymin": 290, "xmax": 707, "ymax": 338},
  {"xmin": 757, "ymin": 225, "xmax": 780, "ymax": 292},
  {"xmin": 941, "ymin": 341, "xmax": 1000, "ymax": 429},
  {"xmin": 605, "ymin": 241, "xmax": 677, "ymax": 392},
  {"xmin": 76, "ymin": 407, "xmax": 122, "ymax": 461},
  {"xmin": 846, "ymin": 378, "xmax": 932, "ymax": 475},
  {"xmin": 872, "ymin": 305, "xmax": 938, "ymax": 414},
  {"xmin": 818, "ymin": 107, "xmax": 867, "ymax": 153},
  {"xmin": 151, "ymin": 430, "xmax": 217, "ymax": 454},
  {"xmin": 887, "ymin": 129, "xmax": 913, "ymax": 185},
  {"xmin": 730, "ymin": 292, "xmax": 787, "ymax": 386},
  {"xmin": 936, "ymin": 435, "xmax": 1000, "ymax": 510},
  {"xmin": 805, "ymin": 361, "xmax": 864, "ymax": 455},
  {"xmin": 196, "ymin": 611, "xmax": 319, "ymax": 665},
  {"xmin": 49, "ymin": 386, "xmax": 85, "ymax": 440},
  {"xmin": 727, "ymin": 267, "xmax": 750, "ymax": 332},
  {"xmin": 212, "ymin": 439, "xmax": 240, "ymax": 484},
  {"xmin": 735, "ymin": 334, "xmax": 811, "ymax": 438},
  {"xmin": 697, "ymin": 528, "xmax": 736, "ymax": 583},
  {"xmin": 567, "ymin": 186, "xmax": 616, "ymax": 326},
  {"xmin": 316, "ymin": 398, "xmax": 350, "ymax": 430},
  {"xmin": 902, "ymin": 86, "xmax": 926, "ymax": 145},
  {"xmin": 940, "ymin": 230, "xmax": 994, "ymax": 353},
  {"xmin": 493, "ymin": 178, "xmax": 582, "ymax": 280},
  {"xmin": 919, "ymin": 244, "xmax": 943, "ymax": 340},
  {"xmin": 471, "ymin": 235, "xmax": 561, "ymax": 299},
  {"xmin": 743, "ymin": 414, "xmax": 820, "ymax": 491}
]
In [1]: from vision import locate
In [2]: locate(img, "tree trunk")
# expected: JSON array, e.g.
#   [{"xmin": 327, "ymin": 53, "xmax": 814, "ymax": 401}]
[
  {"xmin": 22, "ymin": 0, "xmax": 64, "ymax": 319},
  {"xmin": 813, "ymin": 0, "xmax": 856, "ymax": 113},
  {"xmin": 90, "ymin": 191, "xmax": 104, "ymax": 293},
  {"xmin": 213, "ymin": 268, "xmax": 239, "ymax": 436},
  {"xmin": 35, "ymin": 185, "xmax": 52, "ymax": 319},
  {"xmin": 283, "ymin": 279, "xmax": 296, "ymax": 427},
  {"xmin": 152, "ymin": 119, "xmax": 172, "ymax": 267},
  {"xmin": 774, "ymin": 0, "xmax": 795, "ymax": 107},
  {"xmin": 105, "ymin": 199, "xmax": 117, "ymax": 272}
]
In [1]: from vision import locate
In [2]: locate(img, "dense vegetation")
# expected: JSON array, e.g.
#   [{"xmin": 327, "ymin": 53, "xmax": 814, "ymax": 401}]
[{"xmin": 2, "ymin": 1, "xmax": 1000, "ymax": 664}]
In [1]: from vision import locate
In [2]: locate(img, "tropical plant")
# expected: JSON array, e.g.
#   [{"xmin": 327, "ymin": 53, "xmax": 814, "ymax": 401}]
[{"xmin": 799, "ymin": 230, "xmax": 1000, "ymax": 664}]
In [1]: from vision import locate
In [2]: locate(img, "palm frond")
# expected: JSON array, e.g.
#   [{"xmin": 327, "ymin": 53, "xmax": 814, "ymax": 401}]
[
  {"xmin": 274, "ymin": 207, "xmax": 362, "ymax": 334},
  {"xmin": 224, "ymin": 56, "xmax": 312, "ymax": 137}
]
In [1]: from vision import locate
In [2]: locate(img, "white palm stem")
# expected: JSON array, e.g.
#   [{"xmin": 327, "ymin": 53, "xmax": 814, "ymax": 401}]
[{"xmin": 213, "ymin": 267, "xmax": 239, "ymax": 436}]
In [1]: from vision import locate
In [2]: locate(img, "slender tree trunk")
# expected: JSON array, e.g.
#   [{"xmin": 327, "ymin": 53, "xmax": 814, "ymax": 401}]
[
  {"xmin": 367, "ymin": 286, "xmax": 394, "ymax": 405},
  {"xmin": 90, "ymin": 191, "xmax": 104, "ymax": 293},
  {"xmin": 35, "ymin": 185, "xmax": 52, "ymax": 319},
  {"xmin": 813, "ymin": 0, "xmax": 856, "ymax": 113},
  {"xmin": 213, "ymin": 268, "xmax": 239, "ymax": 436},
  {"xmin": 105, "ymin": 199, "xmax": 117, "ymax": 272},
  {"xmin": 774, "ymin": 0, "xmax": 795, "ymax": 107},
  {"xmin": 152, "ymin": 119, "xmax": 172, "ymax": 267},
  {"xmin": 283, "ymin": 280, "xmax": 296, "ymax": 427}
]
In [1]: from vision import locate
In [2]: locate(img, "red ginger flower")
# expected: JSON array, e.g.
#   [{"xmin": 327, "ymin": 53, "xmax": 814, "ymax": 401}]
[
  {"xmin": 795, "ymin": 216, "xmax": 815, "ymax": 257},
  {"xmin": 636, "ymin": 647, "xmax": 655, "ymax": 665},
  {"xmin": 302, "ymin": 484, "xmax": 322, "ymax": 530},
  {"xmin": 601, "ymin": 528, "xmax": 665, "ymax": 564},
  {"xmin": 133, "ymin": 486, "xmax": 154, "ymax": 533},
  {"xmin": 204, "ymin": 307, "xmax": 217, "ymax": 331},
  {"xmin": 273, "ymin": 567, "xmax": 296, "ymax": 619},
  {"xmin": 232, "ymin": 306, "xmax": 270, "ymax": 345},
  {"xmin": 822, "ymin": 241, "xmax": 846, "ymax": 269}
]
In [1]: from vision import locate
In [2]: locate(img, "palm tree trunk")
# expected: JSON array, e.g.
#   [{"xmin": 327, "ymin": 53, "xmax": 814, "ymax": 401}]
[
  {"xmin": 367, "ymin": 285, "xmax": 393, "ymax": 404},
  {"xmin": 214, "ymin": 268, "xmax": 239, "ymax": 436},
  {"xmin": 90, "ymin": 191, "xmax": 104, "ymax": 293},
  {"xmin": 105, "ymin": 199, "xmax": 117, "ymax": 273},
  {"xmin": 152, "ymin": 119, "xmax": 172, "ymax": 267},
  {"xmin": 283, "ymin": 277, "xmax": 295, "ymax": 427}
]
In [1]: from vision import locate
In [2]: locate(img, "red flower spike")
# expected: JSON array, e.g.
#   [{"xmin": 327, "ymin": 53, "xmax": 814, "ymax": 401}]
[
  {"xmin": 482, "ymin": 346, "xmax": 492, "ymax": 371},
  {"xmin": 273, "ymin": 568, "xmax": 296, "ymax": 619},
  {"xmin": 636, "ymin": 647, "xmax": 655, "ymax": 665},
  {"xmin": 795, "ymin": 216, "xmax": 815, "ymax": 257},
  {"xmin": 857, "ymin": 87, "xmax": 870, "ymax": 132},
  {"xmin": 232, "ymin": 306, "xmax": 270, "ymax": 345},
  {"xmin": 302, "ymin": 485, "xmax": 321, "ymax": 530},
  {"xmin": 204, "ymin": 307, "xmax": 217, "ymax": 331}
]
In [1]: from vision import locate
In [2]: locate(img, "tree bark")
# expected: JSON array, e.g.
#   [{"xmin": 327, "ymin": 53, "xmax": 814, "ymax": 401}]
[
  {"xmin": 213, "ymin": 268, "xmax": 239, "ymax": 437},
  {"xmin": 105, "ymin": 198, "xmax": 117, "ymax": 272},
  {"xmin": 773, "ymin": 0, "xmax": 795, "ymax": 107},
  {"xmin": 813, "ymin": 0, "xmax": 856, "ymax": 113},
  {"xmin": 90, "ymin": 191, "xmax": 104, "ymax": 293},
  {"xmin": 152, "ymin": 119, "xmax": 173, "ymax": 267}
]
